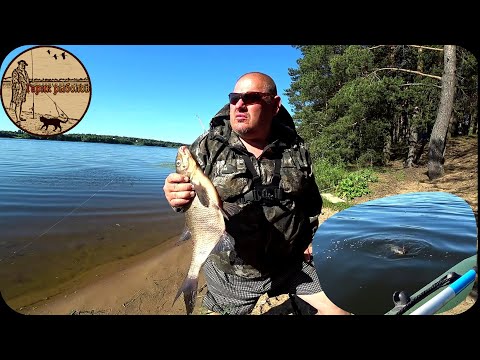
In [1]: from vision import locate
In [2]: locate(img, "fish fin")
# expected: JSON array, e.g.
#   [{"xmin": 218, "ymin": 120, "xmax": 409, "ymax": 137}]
[
  {"xmin": 222, "ymin": 201, "xmax": 242, "ymax": 218},
  {"xmin": 212, "ymin": 231, "xmax": 236, "ymax": 254},
  {"xmin": 194, "ymin": 183, "xmax": 211, "ymax": 207},
  {"xmin": 212, "ymin": 201, "xmax": 241, "ymax": 221},
  {"xmin": 213, "ymin": 203, "xmax": 229, "ymax": 220},
  {"xmin": 176, "ymin": 226, "xmax": 192, "ymax": 245},
  {"xmin": 173, "ymin": 276, "xmax": 198, "ymax": 315}
]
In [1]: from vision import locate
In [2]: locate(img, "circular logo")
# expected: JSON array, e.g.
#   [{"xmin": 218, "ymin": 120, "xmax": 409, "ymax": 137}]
[{"xmin": 1, "ymin": 45, "xmax": 91, "ymax": 137}]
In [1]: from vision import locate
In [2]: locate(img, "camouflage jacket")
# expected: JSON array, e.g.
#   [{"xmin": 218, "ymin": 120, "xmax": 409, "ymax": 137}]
[{"xmin": 186, "ymin": 104, "xmax": 323, "ymax": 278}]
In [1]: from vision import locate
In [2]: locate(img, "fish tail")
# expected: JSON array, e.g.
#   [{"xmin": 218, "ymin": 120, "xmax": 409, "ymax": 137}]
[{"xmin": 173, "ymin": 276, "xmax": 199, "ymax": 315}]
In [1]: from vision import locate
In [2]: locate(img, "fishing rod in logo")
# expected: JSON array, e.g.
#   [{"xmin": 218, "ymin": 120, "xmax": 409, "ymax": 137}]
[{"xmin": 1, "ymin": 45, "xmax": 92, "ymax": 137}]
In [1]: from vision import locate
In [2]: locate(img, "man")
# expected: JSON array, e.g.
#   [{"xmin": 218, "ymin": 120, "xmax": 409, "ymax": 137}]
[
  {"xmin": 164, "ymin": 72, "xmax": 349, "ymax": 315},
  {"xmin": 10, "ymin": 59, "xmax": 30, "ymax": 122}
]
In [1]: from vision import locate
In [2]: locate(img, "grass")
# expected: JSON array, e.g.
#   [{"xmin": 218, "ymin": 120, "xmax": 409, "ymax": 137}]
[{"xmin": 321, "ymin": 197, "xmax": 353, "ymax": 211}]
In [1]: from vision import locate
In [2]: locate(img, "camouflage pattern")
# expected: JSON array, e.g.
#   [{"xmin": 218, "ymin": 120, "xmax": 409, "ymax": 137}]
[{"xmin": 187, "ymin": 104, "xmax": 322, "ymax": 278}]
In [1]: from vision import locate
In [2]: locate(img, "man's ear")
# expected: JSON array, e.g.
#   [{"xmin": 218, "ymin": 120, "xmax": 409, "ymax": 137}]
[{"xmin": 273, "ymin": 96, "xmax": 281, "ymax": 116}]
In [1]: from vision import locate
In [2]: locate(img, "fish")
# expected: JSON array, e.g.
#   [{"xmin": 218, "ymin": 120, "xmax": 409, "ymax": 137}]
[
  {"xmin": 172, "ymin": 145, "xmax": 237, "ymax": 315},
  {"xmin": 390, "ymin": 244, "xmax": 407, "ymax": 255}
]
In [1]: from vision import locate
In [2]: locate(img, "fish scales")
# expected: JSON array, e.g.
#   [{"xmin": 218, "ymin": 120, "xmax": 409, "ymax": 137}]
[
  {"xmin": 172, "ymin": 145, "xmax": 235, "ymax": 315},
  {"xmin": 184, "ymin": 194, "xmax": 226, "ymax": 277}
]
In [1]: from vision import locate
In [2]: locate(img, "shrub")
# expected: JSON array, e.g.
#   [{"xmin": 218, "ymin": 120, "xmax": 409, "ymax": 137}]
[{"xmin": 335, "ymin": 168, "xmax": 378, "ymax": 200}]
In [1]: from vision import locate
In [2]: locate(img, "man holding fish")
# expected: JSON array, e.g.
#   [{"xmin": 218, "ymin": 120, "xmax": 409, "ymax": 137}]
[{"xmin": 164, "ymin": 72, "xmax": 350, "ymax": 315}]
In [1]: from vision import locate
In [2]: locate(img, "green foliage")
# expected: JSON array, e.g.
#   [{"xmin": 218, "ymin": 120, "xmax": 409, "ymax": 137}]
[
  {"xmin": 330, "ymin": 46, "xmax": 374, "ymax": 81},
  {"xmin": 335, "ymin": 168, "xmax": 378, "ymax": 201},
  {"xmin": 312, "ymin": 158, "xmax": 348, "ymax": 193},
  {"xmin": 356, "ymin": 149, "xmax": 381, "ymax": 167},
  {"xmin": 287, "ymin": 44, "xmax": 478, "ymax": 168},
  {"xmin": 312, "ymin": 156, "xmax": 380, "ymax": 204},
  {"xmin": 0, "ymin": 130, "xmax": 184, "ymax": 148},
  {"xmin": 321, "ymin": 197, "xmax": 352, "ymax": 211},
  {"xmin": 306, "ymin": 76, "xmax": 395, "ymax": 165},
  {"xmin": 454, "ymin": 47, "xmax": 478, "ymax": 135}
]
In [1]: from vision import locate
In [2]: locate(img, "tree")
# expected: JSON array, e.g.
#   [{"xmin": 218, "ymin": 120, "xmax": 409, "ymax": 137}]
[
  {"xmin": 427, "ymin": 45, "xmax": 457, "ymax": 180},
  {"xmin": 285, "ymin": 45, "xmax": 475, "ymax": 176}
]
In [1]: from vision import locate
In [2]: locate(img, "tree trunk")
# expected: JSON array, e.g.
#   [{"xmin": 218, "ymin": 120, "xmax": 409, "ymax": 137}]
[
  {"xmin": 404, "ymin": 124, "xmax": 418, "ymax": 167},
  {"xmin": 383, "ymin": 133, "xmax": 392, "ymax": 164},
  {"xmin": 471, "ymin": 110, "xmax": 478, "ymax": 135},
  {"xmin": 414, "ymin": 133, "xmax": 429, "ymax": 164},
  {"xmin": 449, "ymin": 113, "xmax": 460, "ymax": 136},
  {"xmin": 427, "ymin": 45, "xmax": 457, "ymax": 180}
]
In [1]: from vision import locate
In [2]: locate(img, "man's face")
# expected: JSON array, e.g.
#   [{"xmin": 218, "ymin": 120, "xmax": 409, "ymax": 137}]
[{"xmin": 229, "ymin": 77, "xmax": 280, "ymax": 142}]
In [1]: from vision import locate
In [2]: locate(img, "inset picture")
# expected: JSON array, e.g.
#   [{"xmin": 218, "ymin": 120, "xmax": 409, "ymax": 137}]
[{"xmin": 1, "ymin": 45, "xmax": 91, "ymax": 137}]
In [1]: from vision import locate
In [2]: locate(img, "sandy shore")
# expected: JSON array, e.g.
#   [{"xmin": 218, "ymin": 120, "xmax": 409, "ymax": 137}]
[
  {"xmin": 9, "ymin": 211, "xmax": 334, "ymax": 316},
  {"xmin": 10, "ymin": 232, "xmax": 204, "ymax": 315}
]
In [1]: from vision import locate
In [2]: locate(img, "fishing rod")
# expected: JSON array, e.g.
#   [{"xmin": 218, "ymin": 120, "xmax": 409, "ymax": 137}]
[
  {"xmin": 410, "ymin": 266, "xmax": 477, "ymax": 315},
  {"xmin": 44, "ymin": 92, "xmax": 69, "ymax": 119},
  {"xmin": 196, "ymin": 114, "xmax": 206, "ymax": 132}
]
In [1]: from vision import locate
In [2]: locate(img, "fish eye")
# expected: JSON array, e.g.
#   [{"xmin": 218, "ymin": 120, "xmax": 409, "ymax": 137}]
[{"xmin": 176, "ymin": 160, "xmax": 181, "ymax": 167}]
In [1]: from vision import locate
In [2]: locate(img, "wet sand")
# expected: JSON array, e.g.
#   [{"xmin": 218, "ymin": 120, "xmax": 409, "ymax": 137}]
[
  {"xmin": 5, "ymin": 208, "xmax": 322, "ymax": 316},
  {"xmin": 2, "ymin": 211, "xmax": 189, "ymax": 315},
  {"xmin": 12, "ymin": 231, "xmax": 199, "ymax": 315}
]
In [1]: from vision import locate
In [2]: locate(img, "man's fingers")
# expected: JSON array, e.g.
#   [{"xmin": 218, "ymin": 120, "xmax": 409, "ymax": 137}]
[
  {"xmin": 171, "ymin": 183, "xmax": 194, "ymax": 193},
  {"xmin": 175, "ymin": 190, "xmax": 195, "ymax": 200},
  {"xmin": 169, "ymin": 190, "xmax": 195, "ymax": 205},
  {"xmin": 163, "ymin": 173, "xmax": 194, "ymax": 207},
  {"xmin": 170, "ymin": 192, "xmax": 195, "ymax": 206},
  {"xmin": 166, "ymin": 173, "xmax": 189, "ymax": 184}
]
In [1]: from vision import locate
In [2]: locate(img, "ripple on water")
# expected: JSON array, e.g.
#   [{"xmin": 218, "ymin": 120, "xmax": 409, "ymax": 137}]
[{"xmin": 313, "ymin": 192, "xmax": 477, "ymax": 314}]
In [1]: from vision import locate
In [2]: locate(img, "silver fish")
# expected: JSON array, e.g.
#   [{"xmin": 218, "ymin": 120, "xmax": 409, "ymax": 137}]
[
  {"xmin": 390, "ymin": 244, "xmax": 407, "ymax": 255},
  {"xmin": 173, "ymin": 145, "xmax": 236, "ymax": 315}
]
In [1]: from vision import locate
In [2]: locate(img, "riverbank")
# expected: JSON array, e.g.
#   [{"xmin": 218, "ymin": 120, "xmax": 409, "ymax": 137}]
[
  {"xmin": 12, "ymin": 234, "xmax": 194, "ymax": 315},
  {"xmin": 10, "ymin": 209, "xmax": 338, "ymax": 316},
  {"xmin": 7, "ymin": 135, "xmax": 478, "ymax": 316}
]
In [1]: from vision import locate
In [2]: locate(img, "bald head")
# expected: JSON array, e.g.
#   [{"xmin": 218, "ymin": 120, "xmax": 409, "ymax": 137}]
[
  {"xmin": 236, "ymin": 72, "xmax": 277, "ymax": 95},
  {"xmin": 230, "ymin": 72, "xmax": 281, "ymax": 147}
]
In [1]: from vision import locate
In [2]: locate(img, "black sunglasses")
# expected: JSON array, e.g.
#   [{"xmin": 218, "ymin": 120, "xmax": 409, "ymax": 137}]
[{"xmin": 228, "ymin": 92, "xmax": 274, "ymax": 105}]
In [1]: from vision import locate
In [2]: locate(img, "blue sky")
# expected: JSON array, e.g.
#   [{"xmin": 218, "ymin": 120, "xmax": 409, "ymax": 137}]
[{"xmin": 0, "ymin": 45, "xmax": 302, "ymax": 145}]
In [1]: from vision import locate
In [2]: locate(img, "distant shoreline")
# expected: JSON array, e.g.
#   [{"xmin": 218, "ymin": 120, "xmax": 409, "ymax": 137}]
[{"xmin": 0, "ymin": 130, "xmax": 185, "ymax": 148}]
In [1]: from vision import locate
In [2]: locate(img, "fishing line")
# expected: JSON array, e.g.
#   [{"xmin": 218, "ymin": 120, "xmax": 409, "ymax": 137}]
[
  {"xmin": 196, "ymin": 114, "xmax": 206, "ymax": 132},
  {"xmin": 0, "ymin": 178, "xmax": 114, "ymax": 263},
  {"xmin": 44, "ymin": 92, "xmax": 69, "ymax": 119}
]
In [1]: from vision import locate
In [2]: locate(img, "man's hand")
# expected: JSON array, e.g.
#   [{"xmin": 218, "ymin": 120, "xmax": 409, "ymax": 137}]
[
  {"xmin": 163, "ymin": 173, "xmax": 195, "ymax": 208},
  {"xmin": 304, "ymin": 243, "xmax": 313, "ymax": 263}
]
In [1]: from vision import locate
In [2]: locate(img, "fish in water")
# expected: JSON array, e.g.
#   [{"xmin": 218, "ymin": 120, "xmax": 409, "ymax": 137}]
[
  {"xmin": 172, "ymin": 145, "xmax": 238, "ymax": 315},
  {"xmin": 390, "ymin": 244, "xmax": 407, "ymax": 255}
]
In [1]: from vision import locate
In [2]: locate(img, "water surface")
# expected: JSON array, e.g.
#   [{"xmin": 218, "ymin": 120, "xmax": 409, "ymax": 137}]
[
  {"xmin": 0, "ymin": 138, "xmax": 184, "ymax": 309},
  {"xmin": 313, "ymin": 192, "xmax": 478, "ymax": 315}
]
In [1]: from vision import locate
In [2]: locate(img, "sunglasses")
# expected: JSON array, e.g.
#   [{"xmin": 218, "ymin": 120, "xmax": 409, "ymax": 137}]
[{"xmin": 228, "ymin": 92, "xmax": 274, "ymax": 105}]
